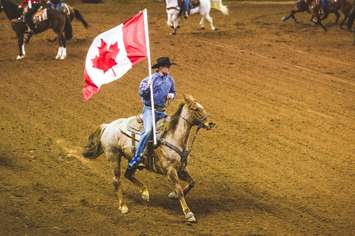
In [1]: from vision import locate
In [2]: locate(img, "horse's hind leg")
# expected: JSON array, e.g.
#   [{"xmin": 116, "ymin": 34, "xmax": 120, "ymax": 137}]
[
  {"xmin": 168, "ymin": 169, "xmax": 195, "ymax": 199},
  {"xmin": 282, "ymin": 10, "xmax": 297, "ymax": 22},
  {"xmin": 205, "ymin": 14, "xmax": 216, "ymax": 31},
  {"xmin": 16, "ymin": 33, "xmax": 25, "ymax": 60},
  {"xmin": 55, "ymin": 34, "xmax": 67, "ymax": 60},
  {"xmin": 167, "ymin": 167, "xmax": 196, "ymax": 223},
  {"xmin": 112, "ymin": 153, "xmax": 128, "ymax": 214},
  {"xmin": 124, "ymin": 169, "xmax": 150, "ymax": 202},
  {"xmin": 56, "ymin": 34, "xmax": 63, "ymax": 60},
  {"xmin": 340, "ymin": 15, "xmax": 349, "ymax": 29}
]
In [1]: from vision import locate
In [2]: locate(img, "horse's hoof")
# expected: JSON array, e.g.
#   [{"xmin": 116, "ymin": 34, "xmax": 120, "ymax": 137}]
[
  {"xmin": 141, "ymin": 188, "xmax": 150, "ymax": 202},
  {"xmin": 185, "ymin": 212, "xmax": 197, "ymax": 223},
  {"xmin": 199, "ymin": 26, "xmax": 205, "ymax": 30},
  {"xmin": 170, "ymin": 32, "xmax": 176, "ymax": 36},
  {"xmin": 119, "ymin": 204, "xmax": 129, "ymax": 214},
  {"xmin": 16, "ymin": 55, "xmax": 25, "ymax": 60},
  {"xmin": 281, "ymin": 16, "xmax": 287, "ymax": 21},
  {"xmin": 168, "ymin": 191, "xmax": 178, "ymax": 199}
]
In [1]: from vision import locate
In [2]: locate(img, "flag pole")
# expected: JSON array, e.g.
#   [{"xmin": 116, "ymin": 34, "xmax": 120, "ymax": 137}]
[{"xmin": 143, "ymin": 9, "xmax": 157, "ymax": 145}]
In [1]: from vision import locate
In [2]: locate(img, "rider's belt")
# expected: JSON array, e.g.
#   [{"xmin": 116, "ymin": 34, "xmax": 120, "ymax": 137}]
[{"xmin": 146, "ymin": 105, "xmax": 166, "ymax": 112}]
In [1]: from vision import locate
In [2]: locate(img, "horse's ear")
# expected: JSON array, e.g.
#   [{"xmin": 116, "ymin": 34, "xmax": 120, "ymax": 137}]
[{"xmin": 183, "ymin": 94, "xmax": 195, "ymax": 105}]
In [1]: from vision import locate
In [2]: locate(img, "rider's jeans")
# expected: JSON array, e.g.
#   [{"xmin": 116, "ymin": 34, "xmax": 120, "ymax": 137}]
[{"xmin": 128, "ymin": 106, "xmax": 166, "ymax": 168}]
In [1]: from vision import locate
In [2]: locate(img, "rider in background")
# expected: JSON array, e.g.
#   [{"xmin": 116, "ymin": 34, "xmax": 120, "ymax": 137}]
[
  {"xmin": 47, "ymin": 0, "xmax": 62, "ymax": 11},
  {"xmin": 319, "ymin": 0, "xmax": 329, "ymax": 14},
  {"xmin": 182, "ymin": 0, "xmax": 190, "ymax": 18},
  {"xmin": 18, "ymin": 0, "xmax": 41, "ymax": 32}
]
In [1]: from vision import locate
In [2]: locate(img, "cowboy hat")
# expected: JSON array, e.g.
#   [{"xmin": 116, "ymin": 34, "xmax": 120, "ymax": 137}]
[{"xmin": 151, "ymin": 57, "xmax": 176, "ymax": 69}]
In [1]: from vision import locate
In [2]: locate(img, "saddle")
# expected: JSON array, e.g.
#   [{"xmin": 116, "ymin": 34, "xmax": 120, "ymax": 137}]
[
  {"xmin": 121, "ymin": 115, "xmax": 170, "ymax": 172},
  {"xmin": 32, "ymin": 7, "xmax": 48, "ymax": 24}
]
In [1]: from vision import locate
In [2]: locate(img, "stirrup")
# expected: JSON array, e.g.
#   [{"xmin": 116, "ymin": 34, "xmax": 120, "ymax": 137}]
[{"xmin": 137, "ymin": 163, "xmax": 145, "ymax": 170}]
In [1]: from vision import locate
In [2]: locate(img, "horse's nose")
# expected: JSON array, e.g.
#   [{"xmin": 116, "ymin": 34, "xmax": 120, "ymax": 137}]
[{"xmin": 204, "ymin": 121, "xmax": 216, "ymax": 130}]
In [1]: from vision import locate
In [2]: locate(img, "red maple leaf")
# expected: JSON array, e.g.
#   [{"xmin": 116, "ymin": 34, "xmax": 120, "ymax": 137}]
[{"xmin": 92, "ymin": 39, "xmax": 120, "ymax": 73}]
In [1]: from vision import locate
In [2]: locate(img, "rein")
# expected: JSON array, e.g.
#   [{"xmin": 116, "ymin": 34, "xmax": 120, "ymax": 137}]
[{"xmin": 161, "ymin": 114, "xmax": 204, "ymax": 169}]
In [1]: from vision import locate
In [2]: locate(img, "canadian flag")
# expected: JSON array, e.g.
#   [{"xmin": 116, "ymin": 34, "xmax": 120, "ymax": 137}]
[{"xmin": 83, "ymin": 10, "xmax": 148, "ymax": 101}]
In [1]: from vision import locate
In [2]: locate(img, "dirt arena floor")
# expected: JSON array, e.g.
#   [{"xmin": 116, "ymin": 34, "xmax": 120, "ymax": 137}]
[{"xmin": 0, "ymin": 1, "xmax": 354, "ymax": 235}]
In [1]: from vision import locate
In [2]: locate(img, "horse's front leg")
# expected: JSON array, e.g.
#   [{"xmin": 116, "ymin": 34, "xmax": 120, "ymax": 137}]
[
  {"xmin": 167, "ymin": 167, "xmax": 196, "ymax": 223},
  {"xmin": 16, "ymin": 32, "xmax": 25, "ymax": 60},
  {"xmin": 111, "ymin": 153, "xmax": 128, "ymax": 214},
  {"xmin": 199, "ymin": 16, "xmax": 205, "ymax": 30},
  {"xmin": 168, "ymin": 168, "xmax": 195, "ymax": 199}
]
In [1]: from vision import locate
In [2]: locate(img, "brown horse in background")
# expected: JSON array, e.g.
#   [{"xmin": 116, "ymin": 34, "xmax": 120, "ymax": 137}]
[
  {"xmin": 327, "ymin": 0, "xmax": 354, "ymax": 28},
  {"xmin": 283, "ymin": 0, "xmax": 353, "ymax": 30},
  {"xmin": 0, "ymin": 0, "xmax": 72, "ymax": 60}
]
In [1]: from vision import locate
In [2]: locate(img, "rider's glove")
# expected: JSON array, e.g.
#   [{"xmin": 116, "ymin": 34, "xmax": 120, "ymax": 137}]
[{"xmin": 167, "ymin": 93, "xmax": 175, "ymax": 100}]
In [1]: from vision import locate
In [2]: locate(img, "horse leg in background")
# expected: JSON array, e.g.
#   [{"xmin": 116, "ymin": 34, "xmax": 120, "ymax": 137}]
[
  {"xmin": 282, "ymin": 10, "xmax": 296, "ymax": 22},
  {"xmin": 199, "ymin": 16, "xmax": 205, "ymax": 29},
  {"xmin": 282, "ymin": 0, "xmax": 309, "ymax": 23},
  {"xmin": 333, "ymin": 10, "xmax": 340, "ymax": 24},
  {"xmin": 282, "ymin": 9, "xmax": 304, "ymax": 23},
  {"xmin": 205, "ymin": 14, "xmax": 216, "ymax": 31},
  {"xmin": 340, "ymin": 14, "xmax": 349, "ymax": 28},
  {"xmin": 317, "ymin": 17, "xmax": 328, "ymax": 31},
  {"xmin": 16, "ymin": 32, "xmax": 25, "ymax": 60},
  {"xmin": 168, "ymin": 169, "xmax": 195, "ymax": 199},
  {"xmin": 111, "ymin": 153, "xmax": 128, "ymax": 214},
  {"xmin": 167, "ymin": 167, "xmax": 196, "ymax": 222},
  {"xmin": 124, "ymin": 167, "xmax": 150, "ymax": 202},
  {"xmin": 171, "ymin": 11, "xmax": 179, "ymax": 35},
  {"xmin": 55, "ymin": 34, "xmax": 67, "ymax": 60}
]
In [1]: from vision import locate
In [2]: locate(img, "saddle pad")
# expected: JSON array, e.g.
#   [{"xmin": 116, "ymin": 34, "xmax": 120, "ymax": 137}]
[
  {"xmin": 126, "ymin": 115, "xmax": 169, "ymax": 135},
  {"xmin": 33, "ymin": 8, "xmax": 48, "ymax": 24}
]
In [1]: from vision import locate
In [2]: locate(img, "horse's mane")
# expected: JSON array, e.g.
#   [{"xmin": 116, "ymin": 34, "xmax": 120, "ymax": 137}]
[{"xmin": 162, "ymin": 102, "xmax": 185, "ymax": 136}]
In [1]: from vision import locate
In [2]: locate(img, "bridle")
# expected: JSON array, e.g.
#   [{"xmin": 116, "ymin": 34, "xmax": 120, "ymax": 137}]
[{"xmin": 160, "ymin": 106, "xmax": 212, "ymax": 170}]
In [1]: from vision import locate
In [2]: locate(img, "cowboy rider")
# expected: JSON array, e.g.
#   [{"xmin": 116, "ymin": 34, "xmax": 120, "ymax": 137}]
[
  {"xmin": 18, "ymin": 0, "xmax": 41, "ymax": 32},
  {"xmin": 47, "ymin": 0, "xmax": 62, "ymax": 11},
  {"xmin": 125, "ymin": 57, "xmax": 176, "ymax": 178}
]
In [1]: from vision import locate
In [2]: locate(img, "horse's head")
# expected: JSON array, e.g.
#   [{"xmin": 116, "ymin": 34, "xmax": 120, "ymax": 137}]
[{"xmin": 183, "ymin": 94, "xmax": 216, "ymax": 130}]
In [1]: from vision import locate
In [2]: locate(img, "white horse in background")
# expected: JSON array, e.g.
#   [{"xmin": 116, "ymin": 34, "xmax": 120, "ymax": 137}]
[{"xmin": 166, "ymin": 0, "xmax": 229, "ymax": 35}]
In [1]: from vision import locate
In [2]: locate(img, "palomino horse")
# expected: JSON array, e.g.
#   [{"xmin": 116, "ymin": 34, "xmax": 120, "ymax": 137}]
[
  {"xmin": 82, "ymin": 95, "xmax": 216, "ymax": 223},
  {"xmin": 0, "ymin": 0, "xmax": 72, "ymax": 60},
  {"xmin": 165, "ymin": 0, "xmax": 229, "ymax": 35}
]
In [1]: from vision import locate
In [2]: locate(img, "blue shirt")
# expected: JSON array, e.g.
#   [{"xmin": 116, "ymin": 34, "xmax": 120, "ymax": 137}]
[{"xmin": 139, "ymin": 72, "xmax": 176, "ymax": 108}]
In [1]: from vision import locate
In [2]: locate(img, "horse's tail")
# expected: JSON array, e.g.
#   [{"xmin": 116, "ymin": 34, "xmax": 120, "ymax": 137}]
[
  {"xmin": 64, "ymin": 17, "xmax": 73, "ymax": 40},
  {"xmin": 82, "ymin": 125, "xmax": 105, "ymax": 159},
  {"xmin": 74, "ymin": 8, "xmax": 89, "ymax": 29},
  {"xmin": 211, "ymin": 0, "xmax": 229, "ymax": 15}
]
